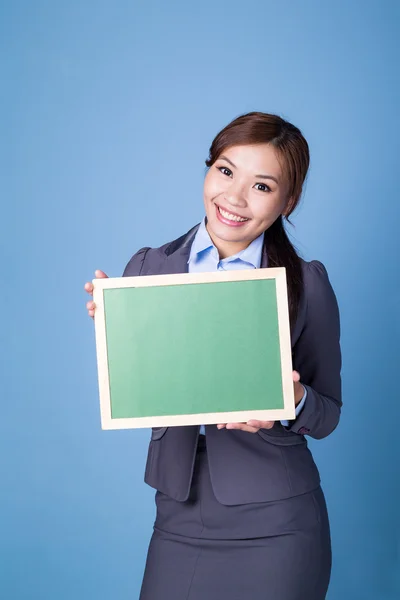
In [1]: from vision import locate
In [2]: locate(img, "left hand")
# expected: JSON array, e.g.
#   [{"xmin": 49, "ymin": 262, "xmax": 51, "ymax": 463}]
[{"xmin": 217, "ymin": 370, "xmax": 305, "ymax": 434}]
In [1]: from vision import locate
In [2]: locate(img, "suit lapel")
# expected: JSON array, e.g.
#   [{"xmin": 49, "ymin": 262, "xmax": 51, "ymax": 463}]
[
  {"xmin": 157, "ymin": 223, "xmax": 200, "ymax": 275},
  {"xmin": 160, "ymin": 247, "xmax": 191, "ymax": 275}
]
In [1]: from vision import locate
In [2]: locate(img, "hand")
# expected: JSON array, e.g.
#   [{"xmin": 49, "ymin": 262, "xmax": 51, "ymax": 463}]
[
  {"xmin": 217, "ymin": 371, "xmax": 305, "ymax": 433},
  {"xmin": 84, "ymin": 270, "xmax": 108, "ymax": 318},
  {"xmin": 292, "ymin": 370, "xmax": 305, "ymax": 406},
  {"xmin": 216, "ymin": 419, "xmax": 274, "ymax": 434}
]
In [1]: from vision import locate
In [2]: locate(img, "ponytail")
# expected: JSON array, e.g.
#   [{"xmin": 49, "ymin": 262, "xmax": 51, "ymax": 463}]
[{"xmin": 265, "ymin": 216, "xmax": 303, "ymax": 328}]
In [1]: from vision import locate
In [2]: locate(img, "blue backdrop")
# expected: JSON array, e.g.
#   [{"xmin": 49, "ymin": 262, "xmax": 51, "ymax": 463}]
[{"xmin": 1, "ymin": 1, "xmax": 399, "ymax": 598}]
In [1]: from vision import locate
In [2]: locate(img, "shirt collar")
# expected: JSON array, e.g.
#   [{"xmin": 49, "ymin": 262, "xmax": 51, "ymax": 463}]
[{"xmin": 188, "ymin": 217, "xmax": 264, "ymax": 268}]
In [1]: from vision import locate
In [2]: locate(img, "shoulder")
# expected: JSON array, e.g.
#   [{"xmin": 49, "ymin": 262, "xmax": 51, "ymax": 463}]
[
  {"xmin": 121, "ymin": 223, "xmax": 200, "ymax": 277},
  {"xmin": 299, "ymin": 258, "xmax": 340, "ymax": 322},
  {"xmin": 122, "ymin": 246, "xmax": 152, "ymax": 277},
  {"xmin": 300, "ymin": 259, "xmax": 331, "ymax": 289}
]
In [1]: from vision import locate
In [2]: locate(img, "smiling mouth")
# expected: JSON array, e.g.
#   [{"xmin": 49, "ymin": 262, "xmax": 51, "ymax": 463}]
[{"xmin": 216, "ymin": 204, "xmax": 249, "ymax": 223}]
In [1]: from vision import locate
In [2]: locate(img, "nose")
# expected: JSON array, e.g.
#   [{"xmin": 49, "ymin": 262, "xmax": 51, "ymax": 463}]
[{"xmin": 224, "ymin": 182, "xmax": 247, "ymax": 208}]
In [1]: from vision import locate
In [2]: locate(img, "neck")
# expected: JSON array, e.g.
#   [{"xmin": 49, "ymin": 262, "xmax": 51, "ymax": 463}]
[{"xmin": 205, "ymin": 223, "xmax": 252, "ymax": 259}]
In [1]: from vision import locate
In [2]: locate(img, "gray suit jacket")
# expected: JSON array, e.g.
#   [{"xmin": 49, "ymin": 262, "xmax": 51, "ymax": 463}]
[{"xmin": 123, "ymin": 223, "xmax": 342, "ymax": 505}]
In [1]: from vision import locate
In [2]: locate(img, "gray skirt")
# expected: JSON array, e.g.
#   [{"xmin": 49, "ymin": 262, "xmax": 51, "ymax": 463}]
[{"xmin": 140, "ymin": 437, "xmax": 331, "ymax": 600}]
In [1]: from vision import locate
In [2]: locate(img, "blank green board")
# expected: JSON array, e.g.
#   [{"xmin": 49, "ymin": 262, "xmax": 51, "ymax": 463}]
[{"xmin": 103, "ymin": 279, "xmax": 284, "ymax": 419}]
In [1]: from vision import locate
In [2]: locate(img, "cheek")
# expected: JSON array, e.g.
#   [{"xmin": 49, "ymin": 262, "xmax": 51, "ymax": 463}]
[
  {"xmin": 251, "ymin": 195, "xmax": 286, "ymax": 222},
  {"xmin": 204, "ymin": 174, "xmax": 225, "ymax": 200}
]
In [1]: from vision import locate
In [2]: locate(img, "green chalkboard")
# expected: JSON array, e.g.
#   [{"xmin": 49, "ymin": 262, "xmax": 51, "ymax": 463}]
[{"xmin": 93, "ymin": 269, "xmax": 295, "ymax": 429}]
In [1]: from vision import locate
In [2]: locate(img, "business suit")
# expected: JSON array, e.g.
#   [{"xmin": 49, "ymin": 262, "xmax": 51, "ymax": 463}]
[{"xmin": 123, "ymin": 222, "xmax": 341, "ymax": 599}]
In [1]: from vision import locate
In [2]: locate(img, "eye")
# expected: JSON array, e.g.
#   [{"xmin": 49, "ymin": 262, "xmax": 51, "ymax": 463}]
[
  {"xmin": 254, "ymin": 183, "xmax": 272, "ymax": 193},
  {"xmin": 217, "ymin": 166, "xmax": 233, "ymax": 177}
]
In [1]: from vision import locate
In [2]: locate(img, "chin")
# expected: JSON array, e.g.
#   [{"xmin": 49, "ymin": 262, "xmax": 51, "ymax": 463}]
[{"xmin": 207, "ymin": 220, "xmax": 250, "ymax": 244}]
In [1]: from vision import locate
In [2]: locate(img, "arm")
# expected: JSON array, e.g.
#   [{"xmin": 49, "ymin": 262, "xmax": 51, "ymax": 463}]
[{"xmin": 285, "ymin": 260, "xmax": 342, "ymax": 439}]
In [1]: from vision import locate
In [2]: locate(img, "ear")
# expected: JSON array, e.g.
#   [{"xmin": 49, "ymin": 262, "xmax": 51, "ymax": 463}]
[{"xmin": 282, "ymin": 196, "xmax": 294, "ymax": 217}]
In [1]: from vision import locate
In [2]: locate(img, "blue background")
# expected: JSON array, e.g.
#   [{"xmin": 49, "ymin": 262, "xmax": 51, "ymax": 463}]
[{"xmin": 1, "ymin": 1, "xmax": 399, "ymax": 598}]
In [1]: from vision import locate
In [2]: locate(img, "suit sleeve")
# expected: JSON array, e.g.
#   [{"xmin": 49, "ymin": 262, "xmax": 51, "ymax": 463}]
[
  {"xmin": 286, "ymin": 260, "xmax": 342, "ymax": 439},
  {"xmin": 122, "ymin": 247, "xmax": 151, "ymax": 277}
]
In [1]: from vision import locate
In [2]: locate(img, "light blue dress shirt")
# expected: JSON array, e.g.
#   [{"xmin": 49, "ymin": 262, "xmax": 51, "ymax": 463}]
[{"xmin": 187, "ymin": 218, "xmax": 307, "ymax": 435}]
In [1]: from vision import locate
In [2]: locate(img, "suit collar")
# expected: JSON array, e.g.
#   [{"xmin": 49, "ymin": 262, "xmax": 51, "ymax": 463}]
[
  {"xmin": 164, "ymin": 223, "xmax": 200, "ymax": 257},
  {"xmin": 159, "ymin": 223, "xmax": 200, "ymax": 274}
]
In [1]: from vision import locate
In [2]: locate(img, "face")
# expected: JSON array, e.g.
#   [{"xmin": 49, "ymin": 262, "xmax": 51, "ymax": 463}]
[{"xmin": 203, "ymin": 144, "xmax": 291, "ymax": 258}]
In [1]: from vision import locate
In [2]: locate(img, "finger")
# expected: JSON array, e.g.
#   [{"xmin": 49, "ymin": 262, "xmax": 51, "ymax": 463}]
[
  {"xmin": 225, "ymin": 423, "xmax": 259, "ymax": 433},
  {"xmin": 292, "ymin": 370, "xmax": 301, "ymax": 382},
  {"xmin": 86, "ymin": 300, "xmax": 96, "ymax": 310},
  {"xmin": 247, "ymin": 420, "xmax": 274, "ymax": 430},
  {"xmin": 95, "ymin": 270, "xmax": 108, "ymax": 279},
  {"xmin": 88, "ymin": 309, "xmax": 95, "ymax": 319},
  {"xmin": 217, "ymin": 424, "xmax": 226, "ymax": 429},
  {"xmin": 84, "ymin": 282, "xmax": 94, "ymax": 295}
]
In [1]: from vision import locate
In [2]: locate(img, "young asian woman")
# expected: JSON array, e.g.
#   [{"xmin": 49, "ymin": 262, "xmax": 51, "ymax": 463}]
[{"xmin": 84, "ymin": 112, "xmax": 342, "ymax": 600}]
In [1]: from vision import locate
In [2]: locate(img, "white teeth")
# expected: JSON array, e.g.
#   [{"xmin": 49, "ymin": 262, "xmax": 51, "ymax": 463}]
[{"xmin": 218, "ymin": 207, "xmax": 248, "ymax": 222}]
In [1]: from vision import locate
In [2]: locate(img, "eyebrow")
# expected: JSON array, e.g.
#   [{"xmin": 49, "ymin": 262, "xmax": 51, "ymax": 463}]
[{"xmin": 219, "ymin": 155, "xmax": 279, "ymax": 185}]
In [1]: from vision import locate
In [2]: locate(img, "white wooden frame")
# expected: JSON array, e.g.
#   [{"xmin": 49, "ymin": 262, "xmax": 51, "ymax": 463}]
[{"xmin": 93, "ymin": 268, "xmax": 295, "ymax": 429}]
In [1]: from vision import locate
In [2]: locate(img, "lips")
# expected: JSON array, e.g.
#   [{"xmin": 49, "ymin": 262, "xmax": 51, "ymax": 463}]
[
  {"xmin": 216, "ymin": 203, "xmax": 248, "ymax": 219},
  {"xmin": 215, "ymin": 203, "xmax": 250, "ymax": 227}
]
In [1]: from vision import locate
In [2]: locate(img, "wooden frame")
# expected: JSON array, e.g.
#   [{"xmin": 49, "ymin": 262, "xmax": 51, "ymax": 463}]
[{"xmin": 93, "ymin": 268, "xmax": 295, "ymax": 429}]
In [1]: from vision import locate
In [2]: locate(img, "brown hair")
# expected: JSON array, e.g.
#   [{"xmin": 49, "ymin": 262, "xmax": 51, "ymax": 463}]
[{"xmin": 205, "ymin": 111, "xmax": 310, "ymax": 326}]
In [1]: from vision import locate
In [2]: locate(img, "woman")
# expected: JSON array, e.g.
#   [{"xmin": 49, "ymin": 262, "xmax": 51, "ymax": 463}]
[{"xmin": 85, "ymin": 112, "xmax": 342, "ymax": 600}]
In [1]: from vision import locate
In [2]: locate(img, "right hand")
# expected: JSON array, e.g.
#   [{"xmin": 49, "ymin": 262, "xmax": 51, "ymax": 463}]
[{"xmin": 84, "ymin": 270, "xmax": 108, "ymax": 318}]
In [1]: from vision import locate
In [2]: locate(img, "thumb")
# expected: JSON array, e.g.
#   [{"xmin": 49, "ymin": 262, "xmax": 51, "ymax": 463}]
[
  {"xmin": 292, "ymin": 370, "xmax": 301, "ymax": 383},
  {"xmin": 94, "ymin": 270, "xmax": 109, "ymax": 279}
]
